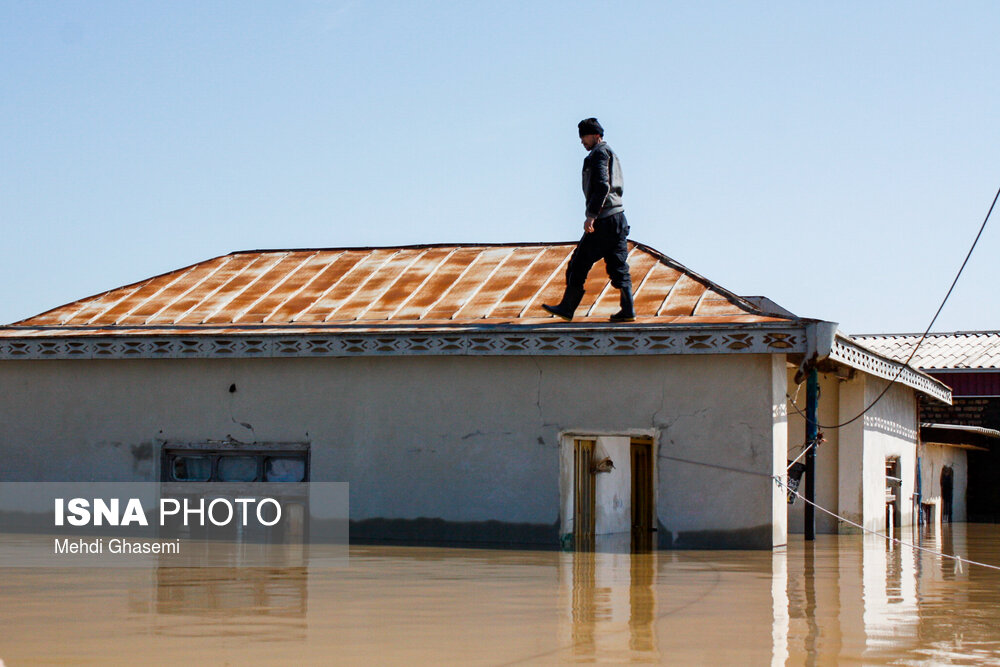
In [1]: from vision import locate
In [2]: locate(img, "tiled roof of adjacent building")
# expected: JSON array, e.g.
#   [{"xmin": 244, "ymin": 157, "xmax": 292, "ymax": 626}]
[
  {"xmin": 2, "ymin": 241, "xmax": 792, "ymax": 337},
  {"xmin": 851, "ymin": 332, "xmax": 1000, "ymax": 370}
]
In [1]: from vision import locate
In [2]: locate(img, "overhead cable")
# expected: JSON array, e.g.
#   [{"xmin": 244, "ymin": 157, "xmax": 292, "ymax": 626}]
[{"xmin": 788, "ymin": 183, "xmax": 1000, "ymax": 431}]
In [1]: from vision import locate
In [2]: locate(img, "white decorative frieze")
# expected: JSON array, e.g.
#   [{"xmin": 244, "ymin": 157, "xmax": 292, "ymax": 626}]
[
  {"xmin": 0, "ymin": 325, "xmax": 805, "ymax": 361},
  {"xmin": 830, "ymin": 336, "xmax": 952, "ymax": 404},
  {"xmin": 0, "ymin": 325, "xmax": 952, "ymax": 403}
]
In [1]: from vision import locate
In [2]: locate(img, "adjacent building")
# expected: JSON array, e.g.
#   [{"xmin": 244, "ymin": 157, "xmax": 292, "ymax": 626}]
[{"xmin": 854, "ymin": 332, "xmax": 1000, "ymax": 524}]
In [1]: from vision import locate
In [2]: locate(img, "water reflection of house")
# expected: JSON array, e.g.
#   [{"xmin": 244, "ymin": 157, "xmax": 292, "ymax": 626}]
[
  {"xmin": 854, "ymin": 332, "xmax": 1000, "ymax": 525},
  {"xmin": 127, "ymin": 567, "xmax": 308, "ymax": 640},
  {"xmin": 0, "ymin": 242, "xmax": 951, "ymax": 549}
]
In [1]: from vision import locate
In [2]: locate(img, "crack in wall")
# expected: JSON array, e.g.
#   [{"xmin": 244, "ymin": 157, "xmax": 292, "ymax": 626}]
[
  {"xmin": 655, "ymin": 407, "xmax": 711, "ymax": 433},
  {"xmin": 227, "ymin": 384, "xmax": 256, "ymax": 437},
  {"xmin": 529, "ymin": 355, "xmax": 544, "ymax": 422},
  {"xmin": 650, "ymin": 377, "xmax": 667, "ymax": 428}
]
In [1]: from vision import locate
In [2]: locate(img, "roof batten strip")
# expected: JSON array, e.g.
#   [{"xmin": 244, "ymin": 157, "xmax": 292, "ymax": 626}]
[
  {"xmin": 107, "ymin": 265, "xmax": 206, "ymax": 325},
  {"xmin": 231, "ymin": 252, "xmax": 318, "ymax": 323},
  {"xmin": 691, "ymin": 286, "xmax": 711, "ymax": 316},
  {"xmin": 73, "ymin": 280, "xmax": 153, "ymax": 325},
  {"xmin": 323, "ymin": 250, "xmax": 400, "ymax": 322},
  {"xmin": 351, "ymin": 250, "xmax": 429, "ymax": 321},
  {"xmin": 385, "ymin": 248, "xmax": 458, "ymax": 320},
  {"xmin": 202, "ymin": 253, "xmax": 290, "ymax": 323},
  {"xmin": 630, "ymin": 253, "xmax": 662, "ymax": 302},
  {"xmin": 519, "ymin": 248, "xmax": 571, "ymax": 318},
  {"xmin": 481, "ymin": 247, "xmax": 546, "ymax": 319},
  {"xmin": 174, "ymin": 254, "xmax": 268, "ymax": 324},
  {"xmin": 265, "ymin": 250, "xmax": 346, "ymax": 323},
  {"xmin": 418, "ymin": 251, "xmax": 486, "ymax": 320},
  {"xmin": 451, "ymin": 248, "xmax": 515, "ymax": 320},
  {"xmin": 146, "ymin": 257, "xmax": 233, "ymax": 323},
  {"xmin": 654, "ymin": 270, "xmax": 686, "ymax": 317},
  {"xmin": 289, "ymin": 251, "xmax": 365, "ymax": 322},
  {"xmin": 48, "ymin": 271, "xmax": 161, "ymax": 325}
]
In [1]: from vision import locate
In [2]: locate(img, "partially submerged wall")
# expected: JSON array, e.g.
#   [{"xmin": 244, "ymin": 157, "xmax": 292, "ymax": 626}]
[
  {"xmin": 0, "ymin": 353, "xmax": 787, "ymax": 549},
  {"xmin": 787, "ymin": 369, "xmax": 920, "ymax": 535},
  {"xmin": 920, "ymin": 444, "xmax": 967, "ymax": 524},
  {"xmin": 861, "ymin": 378, "xmax": 918, "ymax": 532}
]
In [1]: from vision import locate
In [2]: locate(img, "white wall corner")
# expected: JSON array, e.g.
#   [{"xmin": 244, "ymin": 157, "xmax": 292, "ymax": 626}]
[{"xmin": 771, "ymin": 354, "xmax": 788, "ymax": 547}]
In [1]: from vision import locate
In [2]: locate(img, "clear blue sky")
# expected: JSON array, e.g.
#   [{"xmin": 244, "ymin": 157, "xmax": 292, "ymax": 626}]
[{"xmin": 2, "ymin": 1, "xmax": 997, "ymax": 334}]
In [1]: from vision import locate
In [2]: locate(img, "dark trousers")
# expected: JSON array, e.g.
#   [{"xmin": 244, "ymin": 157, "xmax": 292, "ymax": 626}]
[{"xmin": 566, "ymin": 212, "xmax": 632, "ymax": 291}]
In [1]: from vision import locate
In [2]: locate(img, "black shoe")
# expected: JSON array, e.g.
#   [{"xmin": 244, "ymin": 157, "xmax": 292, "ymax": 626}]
[
  {"xmin": 609, "ymin": 286, "xmax": 635, "ymax": 322},
  {"xmin": 542, "ymin": 286, "xmax": 585, "ymax": 321},
  {"xmin": 542, "ymin": 303, "xmax": 575, "ymax": 321}
]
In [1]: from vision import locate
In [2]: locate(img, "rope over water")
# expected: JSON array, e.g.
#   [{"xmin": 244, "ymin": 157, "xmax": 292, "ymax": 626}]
[
  {"xmin": 773, "ymin": 475, "xmax": 1000, "ymax": 572},
  {"xmin": 650, "ymin": 452, "xmax": 1000, "ymax": 572}
]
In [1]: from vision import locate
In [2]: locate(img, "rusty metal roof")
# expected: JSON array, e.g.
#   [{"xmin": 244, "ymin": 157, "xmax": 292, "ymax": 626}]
[
  {"xmin": 852, "ymin": 332, "xmax": 1000, "ymax": 370},
  {"xmin": 3, "ymin": 242, "xmax": 790, "ymax": 337}
]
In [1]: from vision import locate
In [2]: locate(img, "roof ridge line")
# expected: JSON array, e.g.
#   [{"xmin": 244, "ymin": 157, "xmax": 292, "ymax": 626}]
[{"xmin": 227, "ymin": 241, "xmax": 581, "ymax": 255}]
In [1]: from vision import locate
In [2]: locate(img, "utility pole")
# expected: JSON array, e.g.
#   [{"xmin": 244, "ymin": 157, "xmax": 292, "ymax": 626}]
[{"xmin": 805, "ymin": 367, "xmax": 819, "ymax": 541}]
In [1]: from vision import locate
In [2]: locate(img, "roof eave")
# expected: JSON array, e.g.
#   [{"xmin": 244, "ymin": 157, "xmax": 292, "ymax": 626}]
[{"xmin": 830, "ymin": 334, "xmax": 953, "ymax": 405}]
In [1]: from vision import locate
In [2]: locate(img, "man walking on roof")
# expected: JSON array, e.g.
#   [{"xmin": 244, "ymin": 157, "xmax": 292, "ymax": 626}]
[{"xmin": 543, "ymin": 117, "xmax": 635, "ymax": 323}]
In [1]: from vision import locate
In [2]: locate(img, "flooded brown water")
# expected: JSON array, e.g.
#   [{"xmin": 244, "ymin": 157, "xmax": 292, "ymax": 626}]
[{"xmin": 2, "ymin": 524, "xmax": 1000, "ymax": 665}]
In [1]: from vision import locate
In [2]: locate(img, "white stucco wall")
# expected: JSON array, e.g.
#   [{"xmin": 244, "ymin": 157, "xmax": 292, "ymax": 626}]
[
  {"xmin": 647, "ymin": 353, "xmax": 788, "ymax": 548},
  {"xmin": 0, "ymin": 352, "xmax": 789, "ymax": 548},
  {"xmin": 770, "ymin": 355, "xmax": 789, "ymax": 548},
  {"xmin": 837, "ymin": 373, "xmax": 866, "ymax": 530},
  {"xmin": 787, "ymin": 369, "xmax": 920, "ymax": 535},
  {"xmin": 861, "ymin": 378, "xmax": 918, "ymax": 532}
]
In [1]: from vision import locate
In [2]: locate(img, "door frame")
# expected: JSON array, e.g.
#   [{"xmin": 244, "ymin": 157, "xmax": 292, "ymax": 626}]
[{"xmin": 560, "ymin": 431, "xmax": 658, "ymax": 551}]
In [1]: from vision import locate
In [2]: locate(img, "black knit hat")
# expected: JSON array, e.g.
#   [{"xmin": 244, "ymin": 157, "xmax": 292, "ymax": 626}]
[{"xmin": 578, "ymin": 117, "xmax": 604, "ymax": 137}]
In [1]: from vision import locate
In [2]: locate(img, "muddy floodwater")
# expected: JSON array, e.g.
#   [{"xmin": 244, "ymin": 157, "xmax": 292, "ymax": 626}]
[{"xmin": 3, "ymin": 525, "xmax": 1000, "ymax": 665}]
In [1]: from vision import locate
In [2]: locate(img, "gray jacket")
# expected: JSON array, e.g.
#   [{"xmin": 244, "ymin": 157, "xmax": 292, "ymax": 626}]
[{"xmin": 582, "ymin": 141, "xmax": 624, "ymax": 219}]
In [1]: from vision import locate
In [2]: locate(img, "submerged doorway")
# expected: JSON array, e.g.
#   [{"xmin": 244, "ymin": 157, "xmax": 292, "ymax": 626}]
[
  {"xmin": 568, "ymin": 435, "xmax": 656, "ymax": 552},
  {"xmin": 885, "ymin": 457, "xmax": 902, "ymax": 536},
  {"xmin": 941, "ymin": 466, "xmax": 954, "ymax": 523}
]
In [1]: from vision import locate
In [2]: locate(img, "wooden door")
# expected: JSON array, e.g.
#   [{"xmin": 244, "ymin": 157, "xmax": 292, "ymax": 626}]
[
  {"xmin": 631, "ymin": 437, "xmax": 654, "ymax": 552},
  {"xmin": 574, "ymin": 439, "xmax": 596, "ymax": 551}
]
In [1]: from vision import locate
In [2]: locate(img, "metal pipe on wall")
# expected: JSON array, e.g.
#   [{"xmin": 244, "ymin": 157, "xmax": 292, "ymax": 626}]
[{"xmin": 805, "ymin": 367, "xmax": 819, "ymax": 541}]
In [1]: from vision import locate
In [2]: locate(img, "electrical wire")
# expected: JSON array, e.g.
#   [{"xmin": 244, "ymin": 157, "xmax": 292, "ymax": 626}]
[{"xmin": 788, "ymin": 183, "xmax": 1000, "ymax": 431}]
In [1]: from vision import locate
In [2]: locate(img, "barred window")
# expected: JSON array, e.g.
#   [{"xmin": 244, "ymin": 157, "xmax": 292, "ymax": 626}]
[{"xmin": 161, "ymin": 444, "xmax": 309, "ymax": 483}]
